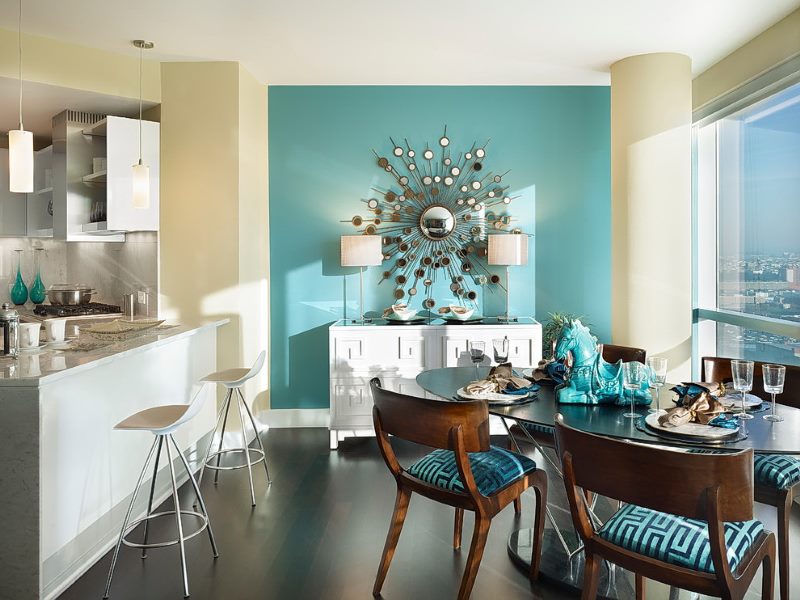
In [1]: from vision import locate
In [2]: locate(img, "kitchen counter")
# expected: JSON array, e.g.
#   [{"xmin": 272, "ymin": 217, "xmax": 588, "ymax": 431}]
[
  {"xmin": 0, "ymin": 320, "xmax": 227, "ymax": 386},
  {"xmin": 1, "ymin": 319, "xmax": 227, "ymax": 600}
]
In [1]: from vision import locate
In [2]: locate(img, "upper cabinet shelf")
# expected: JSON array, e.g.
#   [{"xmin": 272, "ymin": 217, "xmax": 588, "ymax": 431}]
[
  {"xmin": 81, "ymin": 170, "xmax": 107, "ymax": 185},
  {"xmin": 81, "ymin": 118, "xmax": 108, "ymax": 137}
]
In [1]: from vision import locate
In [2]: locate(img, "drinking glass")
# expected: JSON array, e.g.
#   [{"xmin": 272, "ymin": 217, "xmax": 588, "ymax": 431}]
[
  {"xmin": 762, "ymin": 364, "xmax": 786, "ymax": 423},
  {"xmin": 469, "ymin": 341, "xmax": 485, "ymax": 378},
  {"xmin": 622, "ymin": 362, "xmax": 646, "ymax": 419},
  {"xmin": 646, "ymin": 356, "xmax": 668, "ymax": 414},
  {"xmin": 731, "ymin": 359, "xmax": 754, "ymax": 420},
  {"xmin": 493, "ymin": 337, "xmax": 509, "ymax": 364}
]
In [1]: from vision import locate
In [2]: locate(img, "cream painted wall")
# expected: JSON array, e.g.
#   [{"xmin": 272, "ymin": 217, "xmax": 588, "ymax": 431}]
[
  {"xmin": 0, "ymin": 28, "xmax": 160, "ymax": 102},
  {"xmin": 611, "ymin": 53, "xmax": 693, "ymax": 380},
  {"xmin": 159, "ymin": 61, "xmax": 269, "ymax": 412},
  {"xmin": 693, "ymin": 8, "xmax": 800, "ymax": 110}
]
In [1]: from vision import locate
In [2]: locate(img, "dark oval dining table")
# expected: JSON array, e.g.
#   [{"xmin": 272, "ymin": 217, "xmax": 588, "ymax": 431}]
[{"xmin": 416, "ymin": 366, "xmax": 800, "ymax": 599}]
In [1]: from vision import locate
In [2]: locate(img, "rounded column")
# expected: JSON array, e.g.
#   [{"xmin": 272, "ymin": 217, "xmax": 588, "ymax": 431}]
[{"xmin": 611, "ymin": 53, "xmax": 692, "ymax": 378}]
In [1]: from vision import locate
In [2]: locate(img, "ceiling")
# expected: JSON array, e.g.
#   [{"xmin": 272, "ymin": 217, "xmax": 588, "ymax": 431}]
[
  {"xmin": 0, "ymin": 77, "xmax": 157, "ymax": 143},
  {"xmin": 0, "ymin": 0, "xmax": 797, "ymax": 85}
]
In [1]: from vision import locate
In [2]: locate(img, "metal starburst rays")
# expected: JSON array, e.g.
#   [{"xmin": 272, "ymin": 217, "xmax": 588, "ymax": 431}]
[{"xmin": 346, "ymin": 127, "xmax": 522, "ymax": 311}]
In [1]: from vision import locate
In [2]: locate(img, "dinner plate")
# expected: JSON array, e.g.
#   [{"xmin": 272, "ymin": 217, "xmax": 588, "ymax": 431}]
[
  {"xmin": 45, "ymin": 340, "xmax": 71, "ymax": 350},
  {"xmin": 383, "ymin": 317, "xmax": 427, "ymax": 325},
  {"xmin": 441, "ymin": 316, "xmax": 484, "ymax": 324},
  {"xmin": 456, "ymin": 387, "xmax": 532, "ymax": 403},
  {"xmin": 644, "ymin": 411, "xmax": 740, "ymax": 441},
  {"xmin": 718, "ymin": 393, "xmax": 762, "ymax": 409}
]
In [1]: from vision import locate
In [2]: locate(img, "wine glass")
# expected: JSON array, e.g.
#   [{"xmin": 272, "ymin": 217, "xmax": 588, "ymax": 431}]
[
  {"xmin": 731, "ymin": 359, "xmax": 754, "ymax": 420},
  {"xmin": 646, "ymin": 356, "xmax": 668, "ymax": 414},
  {"xmin": 762, "ymin": 364, "xmax": 786, "ymax": 423},
  {"xmin": 493, "ymin": 337, "xmax": 509, "ymax": 364},
  {"xmin": 469, "ymin": 341, "xmax": 485, "ymax": 378},
  {"xmin": 622, "ymin": 362, "xmax": 646, "ymax": 419}
]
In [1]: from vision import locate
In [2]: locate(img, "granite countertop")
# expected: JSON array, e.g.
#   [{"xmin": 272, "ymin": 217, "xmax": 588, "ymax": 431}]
[{"xmin": 0, "ymin": 320, "xmax": 228, "ymax": 387}]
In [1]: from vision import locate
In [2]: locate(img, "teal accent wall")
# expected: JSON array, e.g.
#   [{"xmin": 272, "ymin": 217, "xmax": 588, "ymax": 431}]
[{"xmin": 268, "ymin": 86, "xmax": 610, "ymax": 409}]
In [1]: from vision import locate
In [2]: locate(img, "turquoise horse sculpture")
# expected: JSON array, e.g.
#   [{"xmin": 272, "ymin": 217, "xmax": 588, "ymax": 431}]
[{"xmin": 554, "ymin": 320, "xmax": 652, "ymax": 406}]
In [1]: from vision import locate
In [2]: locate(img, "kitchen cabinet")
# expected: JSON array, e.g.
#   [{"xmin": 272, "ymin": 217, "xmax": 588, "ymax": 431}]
[
  {"xmin": 50, "ymin": 111, "xmax": 159, "ymax": 242},
  {"xmin": 328, "ymin": 318, "xmax": 542, "ymax": 449},
  {"xmin": 0, "ymin": 148, "xmax": 28, "ymax": 236}
]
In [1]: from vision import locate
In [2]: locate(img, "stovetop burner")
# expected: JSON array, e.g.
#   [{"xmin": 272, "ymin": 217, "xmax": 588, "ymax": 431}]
[{"xmin": 33, "ymin": 302, "xmax": 123, "ymax": 317}]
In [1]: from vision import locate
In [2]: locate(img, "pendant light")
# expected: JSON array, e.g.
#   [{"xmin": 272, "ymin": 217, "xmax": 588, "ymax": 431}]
[
  {"xmin": 131, "ymin": 39, "xmax": 154, "ymax": 209},
  {"xmin": 9, "ymin": 0, "xmax": 33, "ymax": 193}
]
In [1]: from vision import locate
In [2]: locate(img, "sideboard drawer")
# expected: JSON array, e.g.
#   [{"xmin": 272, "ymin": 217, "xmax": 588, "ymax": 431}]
[
  {"xmin": 508, "ymin": 337, "xmax": 534, "ymax": 367},
  {"xmin": 397, "ymin": 335, "xmax": 425, "ymax": 367},
  {"xmin": 332, "ymin": 381, "xmax": 373, "ymax": 418}
]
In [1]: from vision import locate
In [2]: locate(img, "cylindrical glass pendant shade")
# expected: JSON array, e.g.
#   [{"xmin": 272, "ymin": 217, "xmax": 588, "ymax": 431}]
[
  {"xmin": 132, "ymin": 162, "xmax": 150, "ymax": 209},
  {"xmin": 9, "ymin": 129, "xmax": 33, "ymax": 193}
]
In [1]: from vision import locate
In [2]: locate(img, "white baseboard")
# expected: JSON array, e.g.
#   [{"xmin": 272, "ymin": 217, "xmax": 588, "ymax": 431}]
[{"xmin": 257, "ymin": 408, "xmax": 330, "ymax": 428}]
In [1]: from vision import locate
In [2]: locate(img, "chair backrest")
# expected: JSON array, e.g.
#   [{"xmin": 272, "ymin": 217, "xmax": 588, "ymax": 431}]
[
  {"xmin": 702, "ymin": 356, "xmax": 800, "ymax": 409},
  {"xmin": 370, "ymin": 378, "xmax": 490, "ymax": 452},
  {"xmin": 554, "ymin": 415, "xmax": 754, "ymax": 522},
  {"xmin": 244, "ymin": 350, "xmax": 267, "ymax": 381},
  {"xmin": 601, "ymin": 343, "xmax": 646, "ymax": 364},
  {"xmin": 165, "ymin": 383, "xmax": 211, "ymax": 431}
]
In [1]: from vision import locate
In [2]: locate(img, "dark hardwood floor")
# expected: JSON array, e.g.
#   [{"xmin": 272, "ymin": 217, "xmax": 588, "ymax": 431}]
[{"xmin": 61, "ymin": 428, "xmax": 799, "ymax": 600}]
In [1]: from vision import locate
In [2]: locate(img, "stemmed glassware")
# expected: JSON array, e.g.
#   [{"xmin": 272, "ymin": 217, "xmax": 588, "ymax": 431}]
[
  {"xmin": 622, "ymin": 362, "xmax": 646, "ymax": 419},
  {"xmin": 646, "ymin": 356, "xmax": 668, "ymax": 414},
  {"xmin": 762, "ymin": 364, "xmax": 786, "ymax": 423},
  {"xmin": 493, "ymin": 337, "xmax": 509, "ymax": 364},
  {"xmin": 469, "ymin": 341, "xmax": 485, "ymax": 378},
  {"xmin": 731, "ymin": 359, "xmax": 755, "ymax": 420}
]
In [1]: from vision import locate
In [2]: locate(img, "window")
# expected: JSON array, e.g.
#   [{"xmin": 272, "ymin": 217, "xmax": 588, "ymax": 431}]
[{"xmin": 694, "ymin": 80, "xmax": 800, "ymax": 370}]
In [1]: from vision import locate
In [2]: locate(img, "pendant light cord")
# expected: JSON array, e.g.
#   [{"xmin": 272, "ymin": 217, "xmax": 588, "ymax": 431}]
[
  {"xmin": 17, "ymin": 0, "xmax": 23, "ymax": 129},
  {"xmin": 138, "ymin": 43, "xmax": 143, "ymax": 165}
]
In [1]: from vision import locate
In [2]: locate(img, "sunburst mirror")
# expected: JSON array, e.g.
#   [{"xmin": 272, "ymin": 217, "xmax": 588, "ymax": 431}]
[{"xmin": 345, "ymin": 128, "xmax": 526, "ymax": 311}]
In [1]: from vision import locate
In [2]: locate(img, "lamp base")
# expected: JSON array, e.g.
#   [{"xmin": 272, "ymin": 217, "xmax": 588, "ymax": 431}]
[
  {"xmin": 350, "ymin": 317, "xmax": 374, "ymax": 325},
  {"xmin": 496, "ymin": 315, "xmax": 519, "ymax": 323}
]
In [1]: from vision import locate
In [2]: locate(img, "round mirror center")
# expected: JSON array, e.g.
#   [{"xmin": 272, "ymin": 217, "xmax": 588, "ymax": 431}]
[{"xmin": 419, "ymin": 205, "xmax": 456, "ymax": 240}]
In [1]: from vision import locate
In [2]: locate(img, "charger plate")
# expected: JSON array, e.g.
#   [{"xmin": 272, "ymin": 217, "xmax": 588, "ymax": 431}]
[
  {"xmin": 718, "ymin": 393, "xmax": 762, "ymax": 410},
  {"xmin": 644, "ymin": 411, "xmax": 740, "ymax": 441},
  {"xmin": 456, "ymin": 386, "xmax": 535, "ymax": 405}
]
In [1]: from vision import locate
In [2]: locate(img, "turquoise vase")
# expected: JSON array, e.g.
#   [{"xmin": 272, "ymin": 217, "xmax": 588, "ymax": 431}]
[
  {"xmin": 10, "ymin": 266, "xmax": 28, "ymax": 305},
  {"xmin": 29, "ymin": 249, "xmax": 46, "ymax": 304}
]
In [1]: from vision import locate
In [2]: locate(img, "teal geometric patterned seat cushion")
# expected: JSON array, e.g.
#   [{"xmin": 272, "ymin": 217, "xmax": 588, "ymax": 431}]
[
  {"xmin": 753, "ymin": 454, "xmax": 800, "ymax": 490},
  {"xmin": 598, "ymin": 503, "xmax": 764, "ymax": 574},
  {"xmin": 407, "ymin": 446, "xmax": 537, "ymax": 497}
]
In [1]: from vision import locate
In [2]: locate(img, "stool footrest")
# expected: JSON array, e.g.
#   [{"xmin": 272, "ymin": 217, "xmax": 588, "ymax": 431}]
[
  {"xmin": 203, "ymin": 447, "xmax": 265, "ymax": 471},
  {"xmin": 122, "ymin": 510, "xmax": 208, "ymax": 549}
]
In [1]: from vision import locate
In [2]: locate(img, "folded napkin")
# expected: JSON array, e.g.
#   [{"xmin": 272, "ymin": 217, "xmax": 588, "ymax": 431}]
[
  {"xmin": 465, "ymin": 363, "xmax": 539, "ymax": 396},
  {"xmin": 530, "ymin": 359, "xmax": 568, "ymax": 385},
  {"xmin": 658, "ymin": 389, "xmax": 726, "ymax": 428},
  {"xmin": 670, "ymin": 382, "xmax": 724, "ymax": 402}
]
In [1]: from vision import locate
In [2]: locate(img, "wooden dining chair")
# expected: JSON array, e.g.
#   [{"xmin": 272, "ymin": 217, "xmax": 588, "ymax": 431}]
[
  {"xmin": 599, "ymin": 343, "xmax": 647, "ymax": 364},
  {"xmin": 702, "ymin": 356, "xmax": 800, "ymax": 600},
  {"xmin": 554, "ymin": 414, "xmax": 776, "ymax": 600},
  {"xmin": 370, "ymin": 378, "xmax": 548, "ymax": 600}
]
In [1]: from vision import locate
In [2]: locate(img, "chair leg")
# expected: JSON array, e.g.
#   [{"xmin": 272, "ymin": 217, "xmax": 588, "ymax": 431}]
[
  {"xmin": 581, "ymin": 553, "xmax": 601, "ymax": 600},
  {"xmin": 776, "ymin": 490, "xmax": 790, "ymax": 600},
  {"xmin": 373, "ymin": 486, "xmax": 412, "ymax": 597},
  {"xmin": 103, "ymin": 437, "xmax": 159, "ymax": 599},
  {"xmin": 454, "ymin": 508, "xmax": 464, "ymax": 550},
  {"xmin": 238, "ymin": 387, "xmax": 272, "ymax": 485},
  {"xmin": 458, "ymin": 515, "xmax": 491, "ymax": 600},
  {"xmin": 762, "ymin": 537, "xmax": 776, "ymax": 600},
  {"xmin": 169, "ymin": 435, "xmax": 220, "ymax": 558},
  {"xmin": 141, "ymin": 436, "xmax": 164, "ymax": 558},
  {"xmin": 196, "ymin": 388, "xmax": 232, "ymax": 488},
  {"xmin": 235, "ymin": 392, "xmax": 257, "ymax": 506},
  {"xmin": 513, "ymin": 496, "xmax": 522, "ymax": 514},
  {"xmin": 529, "ymin": 474, "xmax": 548, "ymax": 581},
  {"xmin": 635, "ymin": 574, "xmax": 646, "ymax": 600},
  {"xmin": 165, "ymin": 437, "xmax": 190, "ymax": 598},
  {"xmin": 213, "ymin": 389, "xmax": 234, "ymax": 485}
]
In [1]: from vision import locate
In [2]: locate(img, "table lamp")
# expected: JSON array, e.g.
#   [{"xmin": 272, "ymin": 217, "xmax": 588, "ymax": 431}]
[
  {"xmin": 341, "ymin": 235, "xmax": 383, "ymax": 323},
  {"xmin": 488, "ymin": 234, "xmax": 528, "ymax": 322}
]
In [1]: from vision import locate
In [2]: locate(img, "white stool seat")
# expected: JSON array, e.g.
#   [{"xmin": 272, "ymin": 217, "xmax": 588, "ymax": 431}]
[
  {"xmin": 114, "ymin": 405, "xmax": 189, "ymax": 432},
  {"xmin": 201, "ymin": 367, "xmax": 251, "ymax": 387}
]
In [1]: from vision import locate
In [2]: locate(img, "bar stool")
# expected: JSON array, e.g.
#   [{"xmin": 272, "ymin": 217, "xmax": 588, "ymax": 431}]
[
  {"xmin": 198, "ymin": 351, "xmax": 270, "ymax": 506},
  {"xmin": 104, "ymin": 387, "xmax": 219, "ymax": 599}
]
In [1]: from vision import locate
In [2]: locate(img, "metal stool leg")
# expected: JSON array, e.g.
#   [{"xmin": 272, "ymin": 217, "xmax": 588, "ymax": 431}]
[
  {"xmin": 141, "ymin": 436, "xmax": 164, "ymax": 558},
  {"xmin": 169, "ymin": 434, "xmax": 219, "ymax": 558},
  {"xmin": 235, "ymin": 392, "xmax": 257, "ymax": 506},
  {"xmin": 103, "ymin": 437, "xmax": 159, "ymax": 599},
  {"xmin": 237, "ymin": 388, "xmax": 272, "ymax": 485},
  {"xmin": 196, "ymin": 388, "xmax": 230, "ymax": 488},
  {"xmin": 165, "ymin": 436, "xmax": 190, "ymax": 598},
  {"xmin": 213, "ymin": 389, "xmax": 234, "ymax": 485}
]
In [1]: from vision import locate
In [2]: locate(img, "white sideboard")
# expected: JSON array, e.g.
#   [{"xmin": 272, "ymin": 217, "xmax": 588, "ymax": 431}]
[{"xmin": 328, "ymin": 317, "xmax": 542, "ymax": 449}]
